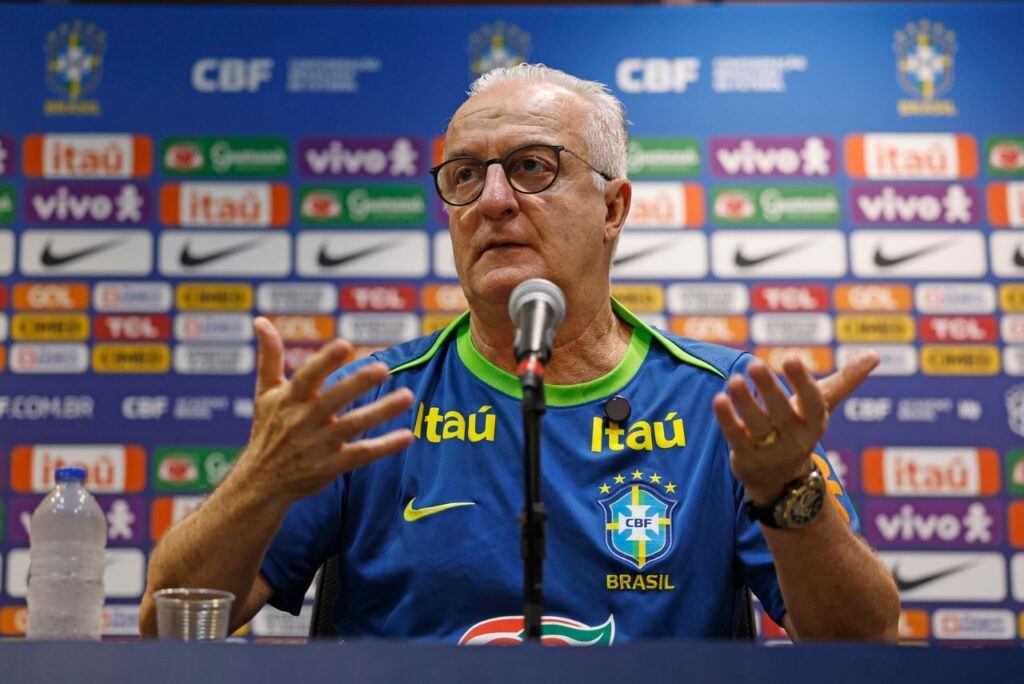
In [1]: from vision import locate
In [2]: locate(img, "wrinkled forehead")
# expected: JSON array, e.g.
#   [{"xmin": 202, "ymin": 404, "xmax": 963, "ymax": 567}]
[{"xmin": 444, "ymin": 82, "xmax": 588, "ymax": 157}]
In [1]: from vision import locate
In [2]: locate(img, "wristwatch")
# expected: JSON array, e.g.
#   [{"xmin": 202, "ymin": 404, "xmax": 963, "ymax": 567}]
[{"xmin": 745, "ymin": 465, "xmax": 826, "ymax": 529}]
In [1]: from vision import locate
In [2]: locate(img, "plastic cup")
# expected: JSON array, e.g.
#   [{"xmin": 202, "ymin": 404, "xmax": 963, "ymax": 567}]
[{"xmin": 153, "ymin": 588, "xmax": 235, "ymax": 641}]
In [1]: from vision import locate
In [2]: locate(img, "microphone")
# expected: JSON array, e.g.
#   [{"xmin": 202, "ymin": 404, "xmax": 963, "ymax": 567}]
[{"xmin": 508, "ymin": 279, "xmax": 566, "ymax": 379}]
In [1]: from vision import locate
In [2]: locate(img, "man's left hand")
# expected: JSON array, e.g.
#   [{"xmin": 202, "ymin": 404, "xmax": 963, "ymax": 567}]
[{"xmin": 711, "ymin": 351, "xmax": 879, "ymax": 506}]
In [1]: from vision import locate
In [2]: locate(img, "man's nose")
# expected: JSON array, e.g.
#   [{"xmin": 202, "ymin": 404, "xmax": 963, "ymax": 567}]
[{"xmin": 477, "ymin": 163, "xmax": 519, "ymax": 218}]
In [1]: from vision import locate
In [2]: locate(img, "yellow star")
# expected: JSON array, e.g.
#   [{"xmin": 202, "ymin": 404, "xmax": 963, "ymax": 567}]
[
  {"xmin": 631, "ymin": 469, "xmax": 643, "ymax": 480},
  {"xmin": 599, "ymin": 483, "xmax": 611, "ymax": 494},
  {"xmin": 665, "ymin": 482, "xmax": 677, "ymax": 494},
  {"xmin": 614, "ymin": 474, "xmax": 625, "ymax": 484},
  {"xmin": 649, "ymin": 473, "xmax": 662, "ymax": 484}
]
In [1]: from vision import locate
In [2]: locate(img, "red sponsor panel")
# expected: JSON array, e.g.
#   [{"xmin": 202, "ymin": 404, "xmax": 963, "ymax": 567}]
[
  {"xmin": 0, "ymin": 284, "xmax": 6, "ymax": 308},
  {"xmin": 93, "ymin": 314, "xmax": 172, "ymax": 341},
  {"xmin": 751, "ymin": 285, "xmax": 829, "ymax": 312},
  {"xmin": 0, "ymin": 347, "xmax": 5, "ymax": 372},
  {"xmin": 23, "ymin": 134, "xmax": 153, "ymax": 178},
  {"xmin": 340, "ymin": 285, "xmax": 417, "ymax": 311},
  {"xmin": 13, "ymin": 283, "xmax": 90, "ymax": 310},
  {"xmin": 282, "ymin": 345, "xmax": 326, "ymax": 374},
  {"xmin": 918, "ymin": 316, "xmax": 998, "ymax": 343},
  {"xmin": 758, "ymin": 611, "xmax": 788, "ymax": 640},
  {"xmin": 1009, "ymin": 502, "xmax": 1024, "ymax": 548},
  {"xmin": 10, "ymin": 444, "xmax": 146, "ymax": 493},
  {"xmin": 862, "ymin": 447, "xmax": 1000, "ymax": 496}
]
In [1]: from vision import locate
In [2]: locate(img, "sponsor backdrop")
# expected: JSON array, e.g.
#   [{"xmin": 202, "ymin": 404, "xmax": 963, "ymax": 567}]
[{"xmin": 0, "ymin": 2, "xmax": 1023, "ymax": 645}]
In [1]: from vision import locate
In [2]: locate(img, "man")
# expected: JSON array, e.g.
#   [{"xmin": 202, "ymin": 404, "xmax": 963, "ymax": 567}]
[{"xmin": 140, "ymin": 64, "xmax": 899, "ymax": 642}]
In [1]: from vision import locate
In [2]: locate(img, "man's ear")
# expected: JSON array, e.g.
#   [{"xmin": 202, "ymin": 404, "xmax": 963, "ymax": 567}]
[{"xmin": 603, "ymin": 178, "xmax": 631, "ymax": 244}]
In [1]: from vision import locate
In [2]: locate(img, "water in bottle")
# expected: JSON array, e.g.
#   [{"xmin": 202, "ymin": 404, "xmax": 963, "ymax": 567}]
[{"xmin": 27, "ymin": 466, "xmax": 107, "ymax": 640}]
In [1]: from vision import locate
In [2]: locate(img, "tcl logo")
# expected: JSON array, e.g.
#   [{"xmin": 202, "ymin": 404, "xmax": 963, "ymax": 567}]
[
  {"xmin": 615, "ymin": 58, "xmax": 700, "ymax": 94},
  {"xmin": 752, "ymin": 285, "xmax": 827, "ymax": 312},
  {"xmin": 919, "ymin": 316, "xmax": 998, "ymax": 343},
  {"xmin": 340, "ymin": 285, "xmax": 416, "ymax": 311},
  {"xmin": 94, "ymin": 314, "xmax": 171, "ymax": 341},
  {"xmin": 192, "ymin": 58, "xmax": 273, "ymax": 93}
]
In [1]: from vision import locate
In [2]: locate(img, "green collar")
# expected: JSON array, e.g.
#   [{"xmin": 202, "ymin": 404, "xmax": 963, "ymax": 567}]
[{"xmin": 389, "ymin": 298, "xmax": 725, "ymax": 404}]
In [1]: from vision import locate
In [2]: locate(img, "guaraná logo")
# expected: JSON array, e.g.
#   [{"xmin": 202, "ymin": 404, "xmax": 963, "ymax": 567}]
[{"xmin": 458, "ymin": 615, "xmax": 615, "ymax": 646}]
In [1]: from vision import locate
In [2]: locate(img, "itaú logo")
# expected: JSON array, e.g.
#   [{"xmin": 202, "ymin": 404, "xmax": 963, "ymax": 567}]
[
  {"xmin": 590, "ymin": 412, "xmax": 686, "ymax": 453},
  {"xmin": 412, "ymin": 402, "xmax": 495, "ymax": 443}
]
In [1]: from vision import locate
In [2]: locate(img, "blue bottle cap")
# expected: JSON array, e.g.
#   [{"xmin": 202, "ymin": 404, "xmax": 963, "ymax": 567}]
[{"xmin": 55, "ymin": 466, "xmax": 87, "ymax": 483}]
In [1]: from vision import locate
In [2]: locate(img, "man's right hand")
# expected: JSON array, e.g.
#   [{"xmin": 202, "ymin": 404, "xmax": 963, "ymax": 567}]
[{"xmin": 234, "ymin": 316, "xmax": 416, "ymax": 505}]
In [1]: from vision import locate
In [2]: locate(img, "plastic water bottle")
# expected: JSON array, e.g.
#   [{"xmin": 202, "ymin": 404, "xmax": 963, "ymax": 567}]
[{"xmin": 27, "ymin": 466, "xmax": 107, "ymax": 640}]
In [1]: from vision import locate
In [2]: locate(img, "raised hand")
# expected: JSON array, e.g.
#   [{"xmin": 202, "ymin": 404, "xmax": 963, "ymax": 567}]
[
  {"xmin": 711, "ymin": 351, "xmax": 879, "ymax": 505},
  {"xmin": 233, "ymin": 317, "xmax": 415, "ymax": 505}
]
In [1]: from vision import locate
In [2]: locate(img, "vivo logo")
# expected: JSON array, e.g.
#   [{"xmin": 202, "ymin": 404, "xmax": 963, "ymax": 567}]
[{"xmin": 866, "ymin": 501, "xmax": 1001, "ymax": 548}]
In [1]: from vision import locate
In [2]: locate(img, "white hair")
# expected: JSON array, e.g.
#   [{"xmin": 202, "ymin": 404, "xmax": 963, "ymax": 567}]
[{"xmin": 467, "ymin": 64, "xmax": 629, "ymax": 188}]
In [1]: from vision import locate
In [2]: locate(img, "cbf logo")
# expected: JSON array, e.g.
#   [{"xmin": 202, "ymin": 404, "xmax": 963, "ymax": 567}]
[
  {"xmin": 468, "ymin": 22, "xmax": 531, "ymax": 79},
  {"xmin": 1006, "ymin": 384, "xmax": 1024, "ymax": 439},
  {"xmin": 599, "ymin": 474, "xmax": 677, "ymax": 570},
  {"xmin": 45, "ymin": 21, "xmax": 106, "ymax": 116},
  {"xmin": 894, "ymin": 19, "xmax": 957, "ymax": 117}
]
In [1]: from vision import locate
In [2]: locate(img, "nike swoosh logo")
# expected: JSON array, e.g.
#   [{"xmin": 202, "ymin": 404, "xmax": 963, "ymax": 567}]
[
  {"xmin": 873, "ymin": 239, "xmax": 954, "ymax": 268},
  {"xmin": 179, "ymin": 239, "xmax": 264, "ymax": 267},
  {"xmin": 734, "ymin": 240, "xmax": 814, "ymax": 268},
  {"xmin": 891, "ymin": 560, "xmax": 975, "ymax": 593},
  {"xmin": 40, "ymin": 237, "xmax": 126, "ymax": 267},
  {"xmin": 403, "ymin": 497, "xmax": 476, "ymax": 522},
  {"xmin": 318, "ymin": 241, "xmax": 395, "ymax": 268},
  {"xmin": 613, "ymin": 241, "xmax": 676, "ymax": 267},
  {"xmin": 1014, "ymin": 245, "xmax": 1024, "ymax": 268}
]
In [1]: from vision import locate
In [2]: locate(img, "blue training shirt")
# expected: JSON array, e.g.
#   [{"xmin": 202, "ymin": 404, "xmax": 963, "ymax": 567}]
[{"xmin": 260, "ymin": 300, "xmax": 859, "ymax": 644}]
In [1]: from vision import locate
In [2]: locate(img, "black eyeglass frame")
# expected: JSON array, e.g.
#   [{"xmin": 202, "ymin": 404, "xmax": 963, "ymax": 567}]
[{"xmin": 429, "ymin": 143, "xmax": 615, "ymax": 207}]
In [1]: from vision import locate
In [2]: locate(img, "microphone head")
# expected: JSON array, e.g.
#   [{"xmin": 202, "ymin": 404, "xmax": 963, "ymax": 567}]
[{"xmin": 509, "ymin": 278, "xmax": 566, "ymax": 329}]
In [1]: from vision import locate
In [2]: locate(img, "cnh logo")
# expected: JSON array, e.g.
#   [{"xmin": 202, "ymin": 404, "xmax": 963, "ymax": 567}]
[
  {"xmin": 192, "ymin": 58, "xmax": 273, "ymax": 93},
  {"xmin": 616, "ymin": 58, "xmax": 700, "ymax": 94}
]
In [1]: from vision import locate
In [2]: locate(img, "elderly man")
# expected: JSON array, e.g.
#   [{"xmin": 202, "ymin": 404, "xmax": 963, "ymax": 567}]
[{"xmin": 140, "ymin": 64, "xmax": 899, "ymax": 642}]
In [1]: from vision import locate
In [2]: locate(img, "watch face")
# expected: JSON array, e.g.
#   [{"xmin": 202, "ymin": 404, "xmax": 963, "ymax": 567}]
[{"xmin": 784, "ymin": 486, "xmax": 825, "ymax": 527}]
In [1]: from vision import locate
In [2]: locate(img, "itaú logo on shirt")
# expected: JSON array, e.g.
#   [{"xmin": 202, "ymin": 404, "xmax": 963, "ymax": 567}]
[
  {"xmin": 591, "ymin": 412, "xmax": 686, "ymax": 453},
  {"xmin": 412, "ymin": 402, "xmax": 495, "ymax": 443}
]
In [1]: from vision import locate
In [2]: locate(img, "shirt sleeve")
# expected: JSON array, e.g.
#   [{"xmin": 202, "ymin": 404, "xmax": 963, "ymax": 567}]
[{"xmin": 727, "ymin": 352, "xmax": 861, "ymax": 625}]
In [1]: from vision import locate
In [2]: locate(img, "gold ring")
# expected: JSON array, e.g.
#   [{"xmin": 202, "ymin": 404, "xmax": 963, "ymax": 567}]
[{"xmin": 752, "ymin": 427, "xmax": 778, "ymax": 448}]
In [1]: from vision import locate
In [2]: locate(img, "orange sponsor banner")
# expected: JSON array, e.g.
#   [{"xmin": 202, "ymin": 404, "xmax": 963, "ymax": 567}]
[
  {"xmin": 754, "ymin": 346, "xmax": 833, "ymax": 374},
  {"xmin": 1009, "ymin": 502, "xmax": 1024, "ymax": 548},
  {"xmin": 0, "ymin": 606, "xmax": 28, "ymax": 635},
  {"xmin": 13, "ymin": 283, "xmax": 91, "ymax": 310},
  {"xmin": 987, "ymin": 183, "xmax": 1013, "ymax": 227},
  {"xmin": 11, "ymin": 444, "xmax": 147, "ymax": 493},
  {"xmin": 266, "ymin": 315, "xmax": 335, "ymax": 342},
  {"xmin": 671, "ymin": 316, "xmax": 748, "ymax": 344},
  {"xmin": 23, "ymin": 134, "xmax": 153, "ymax": 178},
  {"xmin": 844, "ymin": 133, "xmax": 978, "ymax": 179},
  {"xmin": 898, "ymin": 610, "xmax": 930, "ymax": 640},
  {"xmin": 833, "ymin": 284, "xmax": 913, "ymax": 312},
  {"xmin": 432, "ymin": 136, "xmax": 445, "ymax": 166},
  {"xmin": 420, "ymin": 283, "xmax": 468, "ymax": 312},
  {"xmin": 159, "ymin": 183, "xmax": 291, "ymax": 227},
  {"xmin": 151, "ymin": 496, "xmax": 207, "ymax": 541},
  {"xmin": 0, "ymin": 347, "xmax": 6, "ymax": 372},
  {"xmin": 862, "ymin": 447, "xmax": 1001, "ymax": 496}
]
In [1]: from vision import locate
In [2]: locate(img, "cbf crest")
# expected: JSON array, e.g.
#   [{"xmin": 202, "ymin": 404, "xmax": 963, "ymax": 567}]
[
  {"xmin": 894, "ymin": 19, "xmax": 958, "ymax": 117},
  {"xmin": 1006, "ymin": 384, "xmax": 1024, "ymax": 438},
  {"xmin": 468, "ymin": 22, "xmax": 531, "ymax": 79},
  {"xmin": 598, "ymin": 473, "xmax": 677, "ymax": 571},
  {"xmin": 45, "ymin": 20, "xmax": 106, "ymax": 116}
]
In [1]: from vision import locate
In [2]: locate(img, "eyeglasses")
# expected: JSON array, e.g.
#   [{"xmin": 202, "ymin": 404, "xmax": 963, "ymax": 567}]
[{"xmin": 429, "ymin": 143, "xmax": 614, "ymax": 207}]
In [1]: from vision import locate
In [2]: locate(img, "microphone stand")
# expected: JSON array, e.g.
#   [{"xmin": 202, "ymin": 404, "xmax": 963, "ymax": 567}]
[{"xmin": 518, "ymin": 355, "xmax": 547, "ymax": 642}]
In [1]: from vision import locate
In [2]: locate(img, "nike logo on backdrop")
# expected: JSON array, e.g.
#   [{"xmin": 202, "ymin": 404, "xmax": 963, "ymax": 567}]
[
  {"xmin": 403, "ymin": 497, "xmax": 476, "ymax": 522},
  {"xmin": 1014, "ymin": 245, "xmax": 1024, "ymax": 268},
  {"xmin": 873, "ymin": 239, "xmax": 954, "ymax": 268},
  {"xmin": 40, "ymin": 237, "xmax": 126, "ymax": 266},
  {"xmin": 318, "ymin": 241, "xmax": 395, "ymax": 268},
  {"xmin": 179, "ymin": 239, "xmax": 263, "ymax": 267},
  {"xmin": 733, "ymin": 240, "xmax": 813, "ymax": 268},
  {"xmin": 891, "ymin": 560, "xmax": 975, "ymax": 593},
  {"xmin": 612, "ymin": 241, "xmax": 676, "ymax": 267}
]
